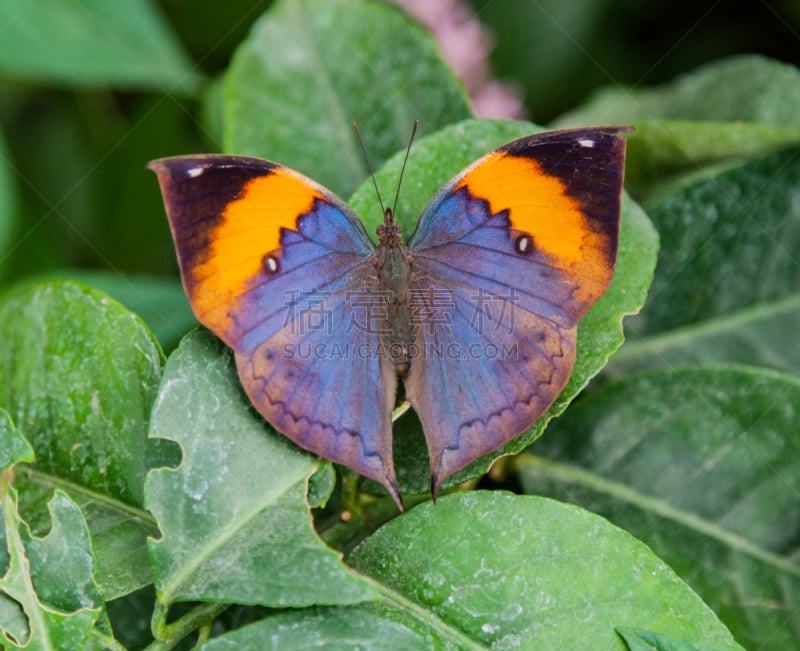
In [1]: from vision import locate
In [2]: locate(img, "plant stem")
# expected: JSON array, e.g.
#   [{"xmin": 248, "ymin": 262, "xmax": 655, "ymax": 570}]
[{"xmin": 146, "ymin": 599, "xmax": 230, "ymax": 650}]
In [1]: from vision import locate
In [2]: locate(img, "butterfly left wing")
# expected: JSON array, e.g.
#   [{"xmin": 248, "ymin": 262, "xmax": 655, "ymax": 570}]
[
  {"xmin": 404, "ymin": 127, "xmax": 630, "ymax": 496},
  {"xmin": 149, "ymin": 155, "xmax": 402, "ymax": 506}
]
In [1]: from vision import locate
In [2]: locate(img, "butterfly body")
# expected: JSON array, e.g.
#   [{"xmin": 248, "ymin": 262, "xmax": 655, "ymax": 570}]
[
  {"xmin": 149, "ymin": 126, "xmax": 630, "ymax": 509},
  {"xmin": 373, "ymin": 210, "xmax": 415, "ymax": 377}
]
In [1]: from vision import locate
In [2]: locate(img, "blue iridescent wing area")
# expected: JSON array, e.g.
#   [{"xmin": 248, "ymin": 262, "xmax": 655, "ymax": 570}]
[
  {"xmin": 149, "ymin": 155, "xmax": 401, "ymax": 506},
  {"xmin": 404, "ymin": 127, "xmax": 630, "ymax": 495}
]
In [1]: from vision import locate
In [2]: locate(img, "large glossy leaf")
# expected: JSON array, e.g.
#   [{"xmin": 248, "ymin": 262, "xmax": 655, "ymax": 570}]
[
  {"xmin": 224, "ymin": 0, "xmax": 472, "ymax": 197},
  {"xmin": 0, "ymin": 281, "xmax": 165, "ymax": 599},
  {"xmin": 201, "ymin": 493, "xmax": 742, "ymax": 650},
  {"xmin": 0, "ymin": 0, "xmax": 201, "ymax": 92},
  {"xmin": 146, "ymin": 329, "xmax": 377, "ymax": 607},
  {"xmin": 608, "ymin": 147, "xmax": 800, "ymax": 376},
  {"xmin": 348, "ymin": 119, "xmax": 658, "ymax": 494},
  {"xmin": 519, "ymin": 365, "xmax": 800, "ymax": 651}
]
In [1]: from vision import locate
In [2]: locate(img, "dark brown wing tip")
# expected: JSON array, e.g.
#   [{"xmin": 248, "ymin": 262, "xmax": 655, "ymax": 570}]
[
  {"xmin": 430, "ymin": 473, "xmax": 441, "ymax": 504},
  {"xmin": 145, "ymin": 157, "xmax": 181, "ymax": 174},
  {"xmin": 145, "ymin": 158, "xmax": 166, "ymax": 178},
  {"xmin": 145, "ymin": 157, "xmax": 187, "ymax": 184},
  {"xmin": 385, "ymin": 475, "xmax": 404, "ymax": 512}
]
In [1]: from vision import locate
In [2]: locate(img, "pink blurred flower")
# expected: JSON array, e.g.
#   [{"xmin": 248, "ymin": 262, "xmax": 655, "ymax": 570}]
[{"xmin": 390, "ymin": 0, "xmax": 526, "ymax": 119}]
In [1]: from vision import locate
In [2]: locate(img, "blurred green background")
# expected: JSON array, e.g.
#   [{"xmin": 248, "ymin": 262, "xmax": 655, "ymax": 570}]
[{"xmin": 0, "ymin": 0, "xmax": 797, "ymax": 301}]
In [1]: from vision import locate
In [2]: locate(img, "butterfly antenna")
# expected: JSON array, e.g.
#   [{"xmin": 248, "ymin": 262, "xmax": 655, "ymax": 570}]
[
  {"xmin": 391, "ymin": 118, "xmax": 419, "ymax": 217},
  {"xmin": 353, "ymin": 121, "xmax": 387, "ymax": 216}
]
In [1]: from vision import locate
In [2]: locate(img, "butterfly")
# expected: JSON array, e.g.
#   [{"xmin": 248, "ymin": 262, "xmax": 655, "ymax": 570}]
[{"xmin": 148, "ymin": 125, "xmax": 630, "ymax": 510}]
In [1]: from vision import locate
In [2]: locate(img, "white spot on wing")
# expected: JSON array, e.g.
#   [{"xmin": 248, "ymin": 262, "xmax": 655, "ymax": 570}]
[
  {"xmin": 187, "ymin": 167, "xmax": 204, "ymax": 178},
  {"xmin": 578, "ymin": 139, "xmax": 595, "ymax": 148}
]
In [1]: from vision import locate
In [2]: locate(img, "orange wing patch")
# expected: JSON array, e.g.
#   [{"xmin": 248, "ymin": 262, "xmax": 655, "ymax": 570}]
[
  {"xmin": 191, "ymin": 171, "xmax": 324, "ymax": 333},
  {"xmin": 456, "ymin": 152, "xmax": 613, "ymax": 305}
]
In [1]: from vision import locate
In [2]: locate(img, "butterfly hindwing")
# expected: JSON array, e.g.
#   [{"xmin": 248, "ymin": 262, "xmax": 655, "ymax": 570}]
[
  {"xmin": 149, "ymin": 155, "xmax": 401, "ymax": 504},
  {"xmin": 404, "ymin": 127, "xmax": 629, "ymax": 494}
]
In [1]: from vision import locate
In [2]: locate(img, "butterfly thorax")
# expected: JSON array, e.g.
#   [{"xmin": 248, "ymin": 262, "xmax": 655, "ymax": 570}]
[{"xmin": 375, "ymin": 209, "xmax": 414, "ymax": 377}]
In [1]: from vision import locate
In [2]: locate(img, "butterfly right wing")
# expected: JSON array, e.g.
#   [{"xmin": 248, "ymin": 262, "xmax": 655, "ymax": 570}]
[
  {"xmin": 403, "ymin": 128, "xmax": 628, "ymax": 496},
  {"xmin": 149, "ymin": 155, "xmax": 401, "ymax": 506}
]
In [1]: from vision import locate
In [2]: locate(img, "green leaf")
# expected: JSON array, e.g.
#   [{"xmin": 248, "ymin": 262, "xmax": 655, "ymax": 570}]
[
  {"xmin": 224, "ymin": 0, "xmax": 472, "ymax": 197},
  {"xmin": 0, "ymin": 480, "xmax": 107, "ymax": 650},
  {"xmin": 146, "ymin": 329, "xmax": 377, "ymax": 607},
  {"xmin": 519, "ymin": 365, "xmax": 800, "ymax": 651},
  {"xmin": 608, "ymin": 147, "xmax": 800, "ymax": 376},
  {"xmin": 0, "ymin": 280, "xmax": 164, "ymax": 504},
  {"xmin": 618, "ymin": 627, "xmax": 739, "ymax": 651},
  {"xmin": 198, "ymin": 607, "xmax": 427, "ymax": 651},
  {"xmin": 555, "ymin": 54, "xmax": 800, "ymax": 127},
  {"xmin": 200, "ymin": 495, "xmax": 744, "ymax": 650},
  {"xmin": 307, "ymin": 463, "xmax": 337, "ymax": 509},
  {"xmin": 22, "ymin": 495, "xmax": 102, "ymax": 614},
  {"xmin": 0, "ymin": 280, "xmax": 165, "ymax": 600},
  {"xmin": 351, "ymin": 119, "xmax": 658, "ymax": 494},
  {"xmin": 621, "ymin": 120, "xmax": 800, "ymax": 200},
  {"xmin": 611, "ymin": 294, "xmax": 800, "ymax": 378},
  {"xmin": 0, "ymin": 0, "xmax": 202, "ymax": 92},
  {"xmin": 316, "ymin": 493, "xmax": 737, "ymax": 650},
  {"xmin": 36, "ymin": 270, "xmax": 197, "ymax": 353}
]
